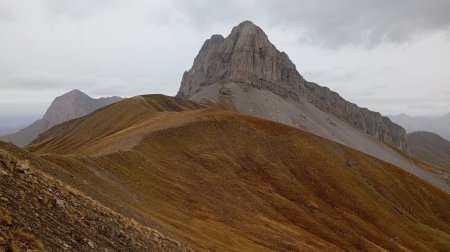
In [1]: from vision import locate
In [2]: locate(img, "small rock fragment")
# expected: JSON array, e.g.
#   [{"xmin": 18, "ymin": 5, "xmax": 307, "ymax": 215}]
[
  {"xmin": 56, "ymin": 199, "xmax": 65, "ymax": 208},
  {"xmin": 0, "ymin": 168, "xmax": 8, "ymax": 176},
  {"xmin": 15, "ymin": 160, "xmax": 30, "ymax": 173},
  {"xmin": 87, "ymin": 241, "xmax": 95, "ymax": 249}
]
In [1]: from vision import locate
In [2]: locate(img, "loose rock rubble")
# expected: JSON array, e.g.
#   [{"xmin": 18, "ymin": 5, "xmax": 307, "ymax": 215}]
[{"xmin": 0, "ymin": 142, "xmax": 192, "ymax": 252}]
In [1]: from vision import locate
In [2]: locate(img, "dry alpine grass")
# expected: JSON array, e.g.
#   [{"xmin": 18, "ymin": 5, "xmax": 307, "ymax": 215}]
[
  {"xmin": 0, "ymin": 141, "xmax": 192, "ymax": 252},
  {"xmin": 25, "ymin": 95, "xmax": 450, "ymax": 251}
]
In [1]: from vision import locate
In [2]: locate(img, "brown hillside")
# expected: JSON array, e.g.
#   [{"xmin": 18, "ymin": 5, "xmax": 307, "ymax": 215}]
[
  {"xmin": 28, "ymin": 95, "xmax": 205, "ymax": 155},
  {"xmin": 27, "ymin": 95, "xmax": 450, "ymax": 251},
  {"xmin": 0, "ymin": 141, "xmax": 191, "ymax": 251}
]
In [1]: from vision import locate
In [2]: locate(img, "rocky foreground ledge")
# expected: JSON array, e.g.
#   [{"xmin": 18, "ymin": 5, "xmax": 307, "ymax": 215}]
[{"xmin": 0, "ymin": 141, "xmax": 191, "ymax": 252}]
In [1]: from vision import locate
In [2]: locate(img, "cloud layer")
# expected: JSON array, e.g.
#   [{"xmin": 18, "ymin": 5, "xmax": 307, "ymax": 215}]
[{"xmin": 0, "ymin": 0, "xmax": 449, "ymax": 126}]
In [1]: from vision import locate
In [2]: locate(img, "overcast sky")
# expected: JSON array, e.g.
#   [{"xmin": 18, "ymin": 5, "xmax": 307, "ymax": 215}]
[{"xmin": 1, "ymin": 0, "xmax": 450, "ymax": 126}]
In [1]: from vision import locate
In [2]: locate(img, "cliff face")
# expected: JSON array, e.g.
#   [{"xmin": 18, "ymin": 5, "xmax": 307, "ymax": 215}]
[
  {"xmin": 305, "ymin": 82, "xmax": 409, "ymax": 153},
  {"xmin": 177, "ymin": 21, "xmax": 409, "ymax": 153},
  {"xmin": 178, "ymin": 21, "xmax": 305, "ymax": 101},
  {"xmin": 0, "ymin": 89, "xmax": 122, "ymax": 147}
]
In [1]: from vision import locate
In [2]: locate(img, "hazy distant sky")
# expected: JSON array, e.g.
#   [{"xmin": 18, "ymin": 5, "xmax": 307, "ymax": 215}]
[{"xmin": 1, "ymin": 0, "xmax": 450, "ymax": 126}]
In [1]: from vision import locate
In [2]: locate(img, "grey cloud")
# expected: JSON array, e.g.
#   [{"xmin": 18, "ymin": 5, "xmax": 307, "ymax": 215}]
[
  {"xmin": 43, "ymin": 0, "xmax": 119, "ymax": 21},
  {"xmin": 175, "ymin": 0, "xmax": 450, "ymax": 48},
  {"xmin": 0, "ymin": 3, "xmax": 15, "ymax": 22},
  {"xmin": 0, "ymin": 1, "xmax": 448, "ymax": 119},
  {"xmin": 2, "ymin": 71, "xmax": 85, "ymax": 91},
  {"xmin": 1, "ymin": 71, "xmax": 131, "ymax": 97}
]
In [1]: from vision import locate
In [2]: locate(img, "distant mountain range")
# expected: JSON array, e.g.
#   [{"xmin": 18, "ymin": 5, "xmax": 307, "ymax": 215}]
[
  {"xmin": 0, "ymin": 89, "xmax": 122, "ymax": 146},
  {"xmin": 389, "ymin": 113, "xmax": 450, "ymax": 140}
]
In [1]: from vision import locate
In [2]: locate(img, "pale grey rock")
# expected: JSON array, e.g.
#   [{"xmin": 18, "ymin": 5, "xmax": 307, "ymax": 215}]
[
  {"xmin": 178, "ymin": 21, "xmax": 304, "ymax": 102},
  {"xmin": 0, "ymin": 89, "xmax": 122, "ymax": 146},
  {"xmin": 56, "ymin": 199, "xmax": 65, "ymax": 208}
]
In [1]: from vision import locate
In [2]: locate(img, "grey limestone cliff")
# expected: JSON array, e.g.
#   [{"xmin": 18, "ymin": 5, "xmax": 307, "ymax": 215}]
[{"xmin": 177, "ymin": 21, "xmax": 409, "ymax": 153}]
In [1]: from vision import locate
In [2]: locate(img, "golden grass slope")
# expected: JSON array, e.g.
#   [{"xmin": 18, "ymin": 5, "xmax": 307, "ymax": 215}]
[
  {"xmin": 27, "ymin": 95, "xmax": 450, "ymax": 251},
  {"xmin": 0, "ymin": 141, "xmax": 191, "ymax": 251}
]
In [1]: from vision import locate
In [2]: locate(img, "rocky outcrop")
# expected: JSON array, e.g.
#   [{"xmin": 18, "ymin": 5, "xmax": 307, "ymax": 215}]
[
  {"xmin": 0, "ymin": 90, "xmax": 122, "ymax": 146},
  {"xmin": 178, "ymin": 21, "xmax": 305, "ymax": 101},
  {"xmin": 177, "ymin": 21, "xmax": 409, "ymax": 153}
]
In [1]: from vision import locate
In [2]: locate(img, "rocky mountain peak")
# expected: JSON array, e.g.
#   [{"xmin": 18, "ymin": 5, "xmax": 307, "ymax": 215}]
[
  {"xmin": 41, "ymin": 90, "xmax": 122, "ymax": 124},
  {"xmin": 177, "ymin": 20, "xmax": 305, "ymax": 100},
  {"xmin": 1, "ymin": 90, "xmax": 122, "ymax": 146},
  {"xmin": 43, "ymin": 90, "xmax": 95, "ymax": 122},
  {"xmin": 227, "ymin": 20, "xmax": 270, "ymax": 48},
  {"xmin": 177, "ymin": 21, "xmax": 410, "ymax": 153}
]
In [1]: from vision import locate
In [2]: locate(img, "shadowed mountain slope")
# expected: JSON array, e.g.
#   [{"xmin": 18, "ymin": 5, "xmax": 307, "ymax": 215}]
[
  {"xmin": 408, "ymin": 131, "xmax": 450, "ymax": 171},
  {"xmin": 26, "ymin": 95, "xmax": 450, "ymax": 251},
  {"xmin": 0, "ymin": 89, "xmax": 122, "ymax": 147}
]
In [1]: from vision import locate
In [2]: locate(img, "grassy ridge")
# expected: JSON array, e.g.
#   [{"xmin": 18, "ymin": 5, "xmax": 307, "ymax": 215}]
[{"xmin": 28, "ymin": 95, "xmax": 450, "ymax": 251}]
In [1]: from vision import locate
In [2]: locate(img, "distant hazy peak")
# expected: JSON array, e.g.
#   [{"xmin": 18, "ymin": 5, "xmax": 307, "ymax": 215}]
[
  {"xmin": 64, "ymin": 88, "xmax": 86, "ymax": 95},
  {"xmin": 54, "ymin": 89, "xmax": 89, "ymax": 99},
  {"xmin": 0, "ymin": 89, "xmax": 122, "ymax": 147}
]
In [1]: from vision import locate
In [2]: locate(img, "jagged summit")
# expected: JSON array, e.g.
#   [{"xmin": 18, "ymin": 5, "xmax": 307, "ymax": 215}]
[
  {"xmin": 177, "ymin": 20, "xmax": 304, "ymax": 100},
  {"xmin": 233, "ymin": 20, "xmax": 258, "ymax": 29},
  {"xmin": 177, "ymin": 20, "xmax": 410, "ymax": 155},
  {"xmin": 227, "ymin": 20, "xmax": 270, "ymax": 46}
]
